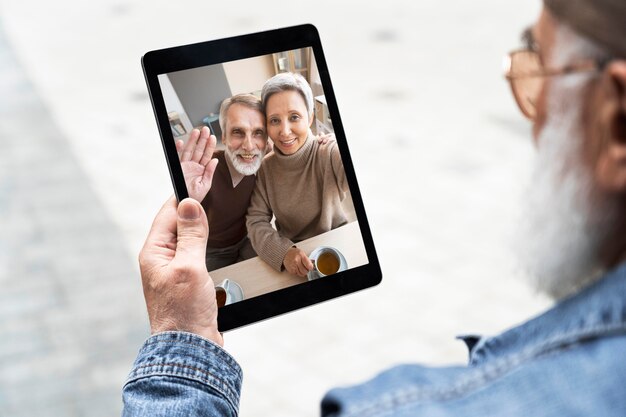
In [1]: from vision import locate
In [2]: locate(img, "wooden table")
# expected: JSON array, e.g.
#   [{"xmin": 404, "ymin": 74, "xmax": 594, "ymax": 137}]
[{"xmin": 211, "ymin": 221, "xmax": 368, "ymax": 300}]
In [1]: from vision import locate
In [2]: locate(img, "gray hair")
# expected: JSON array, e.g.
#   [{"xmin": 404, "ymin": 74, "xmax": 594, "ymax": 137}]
[
  {"xmin": 551, "ymin": 17, "xmax": 611, "ymax": 68},
  {"xmin": 261, "ymin": 72, "xmax": 314, "ymax": 117},
  {"xmin": 219, "ymin": 93, "xmax": 263, "ymax": 133}
]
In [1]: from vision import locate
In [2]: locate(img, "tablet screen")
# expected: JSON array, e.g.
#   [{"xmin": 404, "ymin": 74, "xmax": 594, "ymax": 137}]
[{"xmin": 156, "ymin": 47, "xmax": 369, "ymax": 307}]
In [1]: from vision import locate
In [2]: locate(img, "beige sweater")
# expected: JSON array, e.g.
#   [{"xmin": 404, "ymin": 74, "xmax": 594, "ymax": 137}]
[{"xmin": 246, "ymin": 136, "xmax": 349, "ymax": 271}]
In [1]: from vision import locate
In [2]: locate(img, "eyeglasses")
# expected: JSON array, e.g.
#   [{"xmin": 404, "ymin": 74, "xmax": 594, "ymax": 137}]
[{"xmin": 503, "ymin": 49, "xmax": 603, "ymax": 120}]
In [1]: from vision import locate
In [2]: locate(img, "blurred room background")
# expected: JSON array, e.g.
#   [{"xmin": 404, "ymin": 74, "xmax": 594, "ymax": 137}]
[{"xmin": 0, "ymin": 1, "xmax": 548, "ymax": 416}]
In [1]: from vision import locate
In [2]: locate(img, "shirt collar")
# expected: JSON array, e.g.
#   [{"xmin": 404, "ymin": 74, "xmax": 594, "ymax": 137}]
[
  {"xmin": 223, "ymin": 150, "xmax": 247, "ymax": 188},
  {"xmin": 465, "ymin": 262, "xmax": 626, "ymax": 366}
]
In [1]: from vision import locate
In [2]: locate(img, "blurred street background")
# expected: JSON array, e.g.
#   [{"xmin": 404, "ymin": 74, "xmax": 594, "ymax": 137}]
[{"xmin": 0, "ymin": 1, "xmax": 550, "ymax": 416}]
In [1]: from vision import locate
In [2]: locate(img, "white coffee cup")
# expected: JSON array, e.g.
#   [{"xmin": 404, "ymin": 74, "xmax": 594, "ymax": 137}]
[{"xmin": 309, "ymin": 246, "xmax": 347, "ymax": 280}]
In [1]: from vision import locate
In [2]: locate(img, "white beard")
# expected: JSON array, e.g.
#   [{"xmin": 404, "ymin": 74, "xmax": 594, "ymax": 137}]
[
  {"xmin": 515, "ymin": 74, "xmax": 617, "ymax": 300},
  {"xmin": 225, "ymin": 147, "xmax": 264, "ymax": 176}
]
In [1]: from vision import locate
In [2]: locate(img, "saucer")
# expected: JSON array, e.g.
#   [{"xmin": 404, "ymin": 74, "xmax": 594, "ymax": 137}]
[
  {"xmin": 307, "ymin": 269, "xmax": 322, "ymax": 281},
  {"xmin": 220, "ymin": 280, "xmax": 244, "ymax": 305}
]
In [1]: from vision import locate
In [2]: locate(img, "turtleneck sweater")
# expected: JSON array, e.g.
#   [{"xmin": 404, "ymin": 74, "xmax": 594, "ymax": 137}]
[{"xmin": 246, "ymin": 135, "xmax": 349, "ymax": 271}]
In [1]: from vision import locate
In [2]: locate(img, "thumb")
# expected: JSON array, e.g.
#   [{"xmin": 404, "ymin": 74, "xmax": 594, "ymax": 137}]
[{"xmin": 175, "ymin": 198, "xmax": 208, "ymax": 262}]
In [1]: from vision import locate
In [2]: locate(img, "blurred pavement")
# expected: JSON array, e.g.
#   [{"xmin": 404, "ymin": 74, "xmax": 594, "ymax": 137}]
[{"xmin": 0, "ymin": 1, "xmax": 551, "ymax": 416}]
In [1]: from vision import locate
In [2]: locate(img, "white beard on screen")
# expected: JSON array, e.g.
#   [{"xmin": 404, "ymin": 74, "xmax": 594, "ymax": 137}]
[
  {"xmin": 515, "ymin": 73, "xmax": 618, "ymax": 300},
  {"xmin": 226, "ymin": 147, "xmax": 264, "ymax": 176}
]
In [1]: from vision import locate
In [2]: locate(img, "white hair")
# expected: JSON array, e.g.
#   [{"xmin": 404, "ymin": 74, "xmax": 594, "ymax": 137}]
[
  {"xmin": 261, "ymin": 72, "xmax": 314, "ymax": 117},
  {"xmin": 515, "ymin": 21, "xmax": 616, "ymax": 300},
  {"xmin": 218, "ymin": 93, "xmax": 263, "ymax": 135}
]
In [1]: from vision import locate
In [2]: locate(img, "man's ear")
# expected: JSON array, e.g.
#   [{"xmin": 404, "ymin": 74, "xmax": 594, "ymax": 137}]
[{"xmin": 593, "ymin": 60, "xmax": 626, "ymax": 192}]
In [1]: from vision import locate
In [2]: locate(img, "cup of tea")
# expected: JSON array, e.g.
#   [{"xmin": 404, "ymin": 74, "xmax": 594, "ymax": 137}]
[
  {"xmin": 215, "ymin": 279, "xmax": 233, "ymax": 308},
  {"xmin": 308, "ymin": 246, "xmax": 348, "ymax": 280}
]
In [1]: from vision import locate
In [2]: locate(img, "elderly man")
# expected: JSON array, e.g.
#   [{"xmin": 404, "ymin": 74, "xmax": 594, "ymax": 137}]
[
  {"xmin": 176, "ymin": 93, "xmax": 267, "ymax": 271},
  {"xmin": 123, "ymin": 1, "xmax": 626, "ymax": 416}
]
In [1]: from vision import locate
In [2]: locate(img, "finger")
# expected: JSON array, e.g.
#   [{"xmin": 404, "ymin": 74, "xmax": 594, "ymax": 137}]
[
  {"xmin": 299, "ymin": 254, "xmax": 313, "ymax": 275},
  {"xmin": 293, "ymin": 259, "xmax": 303, "ymax": 276},
  {"xmin": 202, "ymin": 158, "xmax": 219, "ymax": 187},
  {"xmin": 175, "ymin": 139, "xmax": 184, "ymax": 154},
  {"xmin": 192, "ymin": 127, "xmax": 209, "ymax": 163},
  {"xmin": 286, "ymin": 256, "xmax": 299, "ymax": 276},
  {"xmin": 181, "ymin": 129, "xmax": 201, "ymax": 162},
  {"xmin": 303, "ymin": 255, "xmax": 314, "ymax": 271},
  {"xmin": 174, "ymin": 198, "xmax": 209, "ymax": 262},
  {"xmin": 199, "ymin": 134, "xmax": 217, "ymax": 167},
  {"xmin": 296, "ymin": 263, "xmax": 308, "ymax": 277},
  {"xmin": 141, "ymin": 195, "xmax": 178, "ymax": 254},
  {"xmin": 295, "ymin": 256, "xmax": 308, "ymax": 276},
  {"xmin": 284, "ymin": 260, "xmax": 294, "ymax": 275}
]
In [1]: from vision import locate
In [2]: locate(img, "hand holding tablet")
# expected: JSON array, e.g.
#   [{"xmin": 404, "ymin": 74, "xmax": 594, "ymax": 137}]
[{"xmin": 142, "ymin": 24, "xmax": 381, "ymax": 331}]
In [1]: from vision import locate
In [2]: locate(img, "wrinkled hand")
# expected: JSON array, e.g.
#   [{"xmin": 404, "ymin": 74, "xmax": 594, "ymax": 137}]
[
  {"xmin": 283, "ymin": 247, "xmax": 314, "ymax": 277},
  {"xmin": 176, "ymin": 127, "xmax": 219, "ymax": 202},
  {"xmin": 138, "ymin": 196, "xmax": 223, "ymax": 346},
  {"xmin": 316, "ymin": 132, "xmax": 335, "ymax": 145}
]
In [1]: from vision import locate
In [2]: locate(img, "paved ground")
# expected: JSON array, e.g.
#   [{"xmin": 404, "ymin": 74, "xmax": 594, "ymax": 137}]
[
  {"xmin": 0, "ymin": 27, "xmax": 147, "ymax": 416},
  {"xmin": 0, "ymin": 1, "xmax": 551, "ymax": 416}
]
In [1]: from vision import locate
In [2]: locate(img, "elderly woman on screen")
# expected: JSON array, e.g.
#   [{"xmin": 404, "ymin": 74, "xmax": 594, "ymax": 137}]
[{"xmin": 246, "ymin": 72, "xmax": 349, "ymax": 277}]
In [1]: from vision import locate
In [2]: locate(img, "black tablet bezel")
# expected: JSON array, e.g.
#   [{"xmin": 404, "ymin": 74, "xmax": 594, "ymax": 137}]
[{"xmin": 142, "ymin": 24, "xmax": 381, "ymax": 331}]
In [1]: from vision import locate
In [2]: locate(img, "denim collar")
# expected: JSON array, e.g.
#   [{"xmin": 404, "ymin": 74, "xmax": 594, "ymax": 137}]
[{"xmin": 464, "ymin": 262, "xmax": 626, "ymax": 366}]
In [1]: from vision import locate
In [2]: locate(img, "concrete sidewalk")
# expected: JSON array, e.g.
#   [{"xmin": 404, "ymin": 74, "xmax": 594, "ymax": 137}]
[{"xmin": 0, "ymin": 26, "xmax": 148, "ymax": 417}]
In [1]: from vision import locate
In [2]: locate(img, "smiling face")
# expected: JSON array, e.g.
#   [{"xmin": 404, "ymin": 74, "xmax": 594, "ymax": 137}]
[
  {"xmin": 265, "ymin": 90, "xmax": 313, "ymax": 155},
  {"xmin": 222, "ymin": 103, "xmax": 267, "ymax": 175}
]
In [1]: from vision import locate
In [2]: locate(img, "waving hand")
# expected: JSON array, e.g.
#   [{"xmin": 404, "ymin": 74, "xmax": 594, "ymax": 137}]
[{"xmin": 176, "ymin": 127, "xmax": 219, "ymax": 202}]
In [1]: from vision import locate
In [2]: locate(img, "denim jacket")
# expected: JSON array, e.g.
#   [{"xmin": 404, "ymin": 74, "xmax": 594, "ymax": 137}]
[
  {"xmin": 122, "ymin": 263, "xmax": 626, "ymax": 416},
  {"xmin": 122, "ymin": 332, "xmax": 242, "ymax": 417}
]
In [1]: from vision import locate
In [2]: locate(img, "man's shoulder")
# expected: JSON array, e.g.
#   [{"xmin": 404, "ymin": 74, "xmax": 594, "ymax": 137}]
[
  {"xmin": 322, "ymin": 334, "xmax": 626, "ymax": 417},
  {"xmin": 323, "ymin": 263, "xmax": 626, "ymax": 416}
]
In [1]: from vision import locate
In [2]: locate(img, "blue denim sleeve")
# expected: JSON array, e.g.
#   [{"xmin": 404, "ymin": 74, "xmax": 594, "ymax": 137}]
[{"xmin": 122, "ymin": 332, "xmax": 242, "ymax": 417}]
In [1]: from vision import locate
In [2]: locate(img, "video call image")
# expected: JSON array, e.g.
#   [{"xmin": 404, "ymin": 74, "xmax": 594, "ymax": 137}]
[{"xmin": 158, "ymin": 47, "xmax": 368, "ymax": 307}]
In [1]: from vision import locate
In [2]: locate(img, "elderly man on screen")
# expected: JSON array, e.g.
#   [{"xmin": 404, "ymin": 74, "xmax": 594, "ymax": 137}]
[
  {"xmin": 123, "ymin": 1, "xmax": 626, "ymax": 416},
  {"xmin": 176, "ymin": 93, "xmax": 267, "ymax": 271}
]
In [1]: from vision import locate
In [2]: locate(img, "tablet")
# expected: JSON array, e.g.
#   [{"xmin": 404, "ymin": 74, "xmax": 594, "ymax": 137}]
[{"xmin": 142, "ymin": 24, "xmax": 381, "ymax": 331}]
